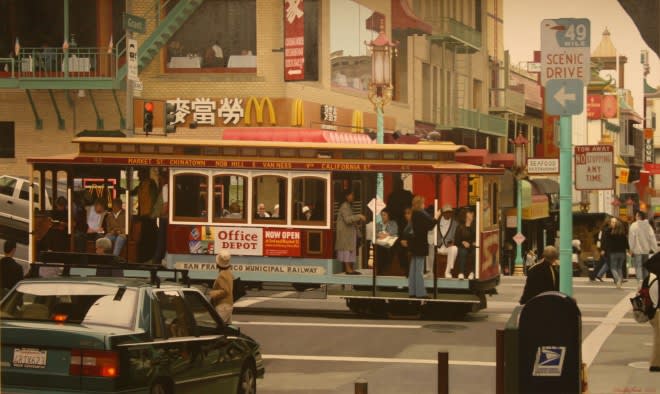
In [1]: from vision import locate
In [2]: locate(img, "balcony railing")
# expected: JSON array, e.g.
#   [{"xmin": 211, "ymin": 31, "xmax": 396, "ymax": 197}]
[
  {"xmin": 437, "ymin": 108, "xmax": 507, "ymax": 138},
  {"xmin": 428, "ymin": 17, "xmax": 482, "ymax": 51},
  {"xmin": 489, "ymin": 88, "xmax": 525, "ymax": 115},
  {"xmin": 0, "ymin": 46, "xmax": 122, "ymax": 89}
]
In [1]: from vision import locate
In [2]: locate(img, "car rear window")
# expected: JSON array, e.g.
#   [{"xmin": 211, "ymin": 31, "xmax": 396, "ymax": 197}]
[{"xmin": 0, "ymin": 282, "xmax": 138, "ymax": 329}]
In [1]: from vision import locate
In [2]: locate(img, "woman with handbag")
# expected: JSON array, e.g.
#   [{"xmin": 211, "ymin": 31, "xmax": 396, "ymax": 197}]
[{"xmin": 209, "ymin": 249, "xmax": 234, "ymax": 324}]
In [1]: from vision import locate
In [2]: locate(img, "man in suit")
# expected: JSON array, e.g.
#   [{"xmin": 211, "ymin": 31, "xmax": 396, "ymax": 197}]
[
  {"xmin": 437, "ymin": 204, "xmax": 458, "ymax": 278},
  {"xmin": 519, "ymin": 246, "xmax": 560, "ymax": 304}
]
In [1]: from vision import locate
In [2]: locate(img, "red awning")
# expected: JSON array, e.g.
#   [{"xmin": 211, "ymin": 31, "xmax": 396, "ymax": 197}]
[
  {"xmin": 455, "ymin": 149, "xmax": 490, "ymax": 166},
  {"xmin": 635, "ymin": 170, "xmax": 650, "ymax": 199},
  {"xmin": 222, "ymin": 127, "xmax": 375, "ymax": 144},
  {"xmin": 489, "ymin": 153, "xmax": 515, "ymax": 168},
  {"xmin": 391, "ymin": 0, "xmax": 432, "ymax": 34}
]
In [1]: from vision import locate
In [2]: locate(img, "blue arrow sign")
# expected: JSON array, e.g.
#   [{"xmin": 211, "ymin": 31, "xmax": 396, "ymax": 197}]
[{"xmin": 545, "ymin": 79, "xmax": 584, "ymax": 115}]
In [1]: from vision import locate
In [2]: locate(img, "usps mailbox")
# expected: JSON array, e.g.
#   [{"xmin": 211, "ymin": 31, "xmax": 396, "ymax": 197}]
[{"xmin": 518, "ymin": 291, "xmax": 582, "ymax": 393}]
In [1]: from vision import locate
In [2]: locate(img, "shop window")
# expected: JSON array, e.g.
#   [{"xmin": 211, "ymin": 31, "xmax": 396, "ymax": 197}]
[
  {"xmin": 0, "ymin": 122, "xmax": 15, "ymax": 158},
  {"xmin": 329, "ymin": 0, "xmax": 377, "ymax": 93},
  {"xmin": 252, "ymin": 175, "xmax": 286, "ymax": 223},
  {"xmin": 166, "ymin": 0, "xmax": 256, "ymax": 72},
  {"xmin": 292, "ymin": 177, "xmax": 327, "ymax": 224},
  {"xmin": 173, "ymin": 173, "xmax": 208, "ymax": 222},
  {"xmin": 212, "ymin": 174, "xmax": 246, "ymax": 222}
]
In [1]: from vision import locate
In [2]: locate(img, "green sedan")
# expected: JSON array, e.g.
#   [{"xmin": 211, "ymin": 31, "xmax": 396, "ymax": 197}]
[{"xmin": 1, "ymin": 277, "xmax": 264, "ymax": 393}]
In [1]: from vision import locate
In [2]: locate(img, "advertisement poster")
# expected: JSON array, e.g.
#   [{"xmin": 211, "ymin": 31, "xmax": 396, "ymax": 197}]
[
  {"xmin": 284, "ymin": 0, "xmax": 305, "ymax": 80},
  {"xmin": 263, "ymin": 229, "xmax": 301, "ymax": 257},
  {"xmin": 586, "ymin": 94, "xmax": 602, "ymax": 119},
  {"xmin": 188, "ymin": 226, "xmax": 263, "ymax": 256}
]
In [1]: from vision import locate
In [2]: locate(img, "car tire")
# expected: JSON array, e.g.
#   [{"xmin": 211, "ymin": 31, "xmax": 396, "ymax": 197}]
[
  {"xmin": 151, "ymin": 381, "xmax": 173, "ymax": 394},
  {"xmin": 237, "ymin": 361, "xmax": 257, "ymax": 394}
]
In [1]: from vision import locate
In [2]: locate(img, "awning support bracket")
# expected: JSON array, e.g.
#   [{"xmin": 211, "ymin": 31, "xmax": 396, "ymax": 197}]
[
  {"xmin": 25, "ymin": 90, "xmax": 43, "ymax": 130},
  {"xmin": 112, "ymin": 89, "xmax": 126, "ymax": 129},
  {"xmin": 48, "ymin": 90, "xmax": 65, "ymax": 130},
  {"xmin": 88, "ymin": 90, "xmax": 104, "ymax": 129}
]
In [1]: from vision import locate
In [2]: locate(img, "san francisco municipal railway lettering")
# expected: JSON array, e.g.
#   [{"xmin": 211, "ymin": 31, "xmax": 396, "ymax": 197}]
[{"xmin": 174, "ymin": 262, "xmax": 326, "ymax": 275}]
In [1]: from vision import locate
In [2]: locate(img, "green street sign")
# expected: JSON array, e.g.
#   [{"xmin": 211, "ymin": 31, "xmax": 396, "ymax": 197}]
[{"xmin": 123, "ymin": 13, "xmax": 146, "ymax": 34}]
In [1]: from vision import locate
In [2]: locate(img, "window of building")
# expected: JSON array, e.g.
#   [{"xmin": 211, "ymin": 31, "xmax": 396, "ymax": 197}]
[
  {"xmin": 292, "ymin": 177, "xmax": 327, "ymax": 224},
  {"xmin": 165, "ymin": 0, "xmax": 256, "ymax": 73},
  {"xmin": 475, "ymin": 0, "xmax": 482, "ymax": 32},
  {"xmin": 330, "ymin": 0, "xmax": 377, "ymax": 93},
  {"xmin": 156, "ymin": 290, "xmax": 194, "ymax": 338},
  {"xmin": 0, "ymin": 122, "xmax": 15, "ymax": 158},
  {"xmin": 183, "ymin": 290, "xmax": 222, "ymax": 333},
  {"xmin": 173, "ymin": 173, "xmax": 208, "ymax": 221},
  {"xmin": 212, "ymin": 174, "xmax": 246, "ymax": 222},
  {"xmin": 253, "ymin": 175, "xmax": 286, "ymax": 223}
]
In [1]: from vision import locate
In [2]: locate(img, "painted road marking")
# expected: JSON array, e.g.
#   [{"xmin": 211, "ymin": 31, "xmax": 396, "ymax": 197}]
[
  {"xmin": 581, "ymin": 291, "xmax": 635, "ymax": 367},
  {"xmin": 262, "ymin": 354, "xmax": 495, "ymax": 367},
  {"xmin": 233, "ymin": 321, "xmax": 422, "ymax": 329}
]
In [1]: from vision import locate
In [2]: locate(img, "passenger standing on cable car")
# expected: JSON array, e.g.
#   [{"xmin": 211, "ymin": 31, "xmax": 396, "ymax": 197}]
[
  {"xmin": 404, "ymin": 195, "xmax": 439, "ymax": 298},
  {"xmin": 335, "ymin": 190, "xmax": 366, "ymax": 275},
  {"xmin": 130, "ymin": 169, "xmax": 158, "ymax": 263}
]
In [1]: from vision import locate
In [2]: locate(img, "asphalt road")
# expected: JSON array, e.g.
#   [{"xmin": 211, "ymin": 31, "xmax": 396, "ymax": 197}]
[{"xmin": 234, "ymin": 277, "xmax": 660, "ymax": 394}]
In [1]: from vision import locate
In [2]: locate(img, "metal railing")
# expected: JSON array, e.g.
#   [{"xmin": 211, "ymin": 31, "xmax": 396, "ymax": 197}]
[
  {"xmin": 437, "ymin": 108, "xmax": 507, "ymax": 138},
  {"xmin": 1, "ymin": 47, "xmax": 120, "ymax": 80},
  {"xmin": 428, "ymin": 17, "xmax": 482, "ymax": 49},
  {"xmin": 489, "ymin": 88, "xmax": 525, "ymax": 114}
]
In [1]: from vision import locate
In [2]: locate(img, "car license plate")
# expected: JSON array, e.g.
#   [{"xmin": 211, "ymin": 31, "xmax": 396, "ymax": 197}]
[{"xmin": 12, "ymin": 348, "xmax": 47, "ymax": 368}]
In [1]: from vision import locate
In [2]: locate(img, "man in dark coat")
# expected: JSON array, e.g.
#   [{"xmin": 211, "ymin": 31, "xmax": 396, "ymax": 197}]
[
  {"xmin": 519, "ymin": 245, "xmax": 560, "ymax": 305},
  {"xmin": 1, "ymin": 239, "xmax": 23, "ymax": 295},
  {"xmin": 386, "ymin": 176, "xmax": 413, "ymax": 232}
]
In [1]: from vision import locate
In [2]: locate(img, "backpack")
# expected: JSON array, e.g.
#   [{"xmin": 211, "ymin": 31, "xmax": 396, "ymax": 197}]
[{"xmin": 630, "ymin": 275, "xmax": 657, "ymax": 323}]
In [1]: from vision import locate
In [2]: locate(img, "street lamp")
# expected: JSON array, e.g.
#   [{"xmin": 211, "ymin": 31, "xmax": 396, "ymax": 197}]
[
  {"xmin": 511, "ymin": 132, "xmax": 528, "ymax": 276},
  {"xmin": 366, "ymin": 21, "xmax": 398, "ymax": 213}
]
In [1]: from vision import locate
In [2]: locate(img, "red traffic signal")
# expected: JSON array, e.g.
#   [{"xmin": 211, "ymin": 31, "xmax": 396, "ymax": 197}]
[{"xmin": 144, "ymin": 102, "xmax": 154, "ymax": 112}]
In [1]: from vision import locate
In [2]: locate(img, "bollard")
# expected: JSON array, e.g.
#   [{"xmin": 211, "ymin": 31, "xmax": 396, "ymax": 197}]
[
  {"xmin": 354, "ymin": 378, "xmax": 368, "ymax": 394},
  {"xmin": 496, "ymin": 329, "xmax": 504, "ymax": 394},
  {"xmin": 438, "ymin": 352, "xmax": 448, "ymax": 394}
]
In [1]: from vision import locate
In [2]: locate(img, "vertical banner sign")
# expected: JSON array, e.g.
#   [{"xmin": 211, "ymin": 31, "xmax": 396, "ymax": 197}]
[
  {"xmin": 284, "ymin": 0, "xmax": 305, "ymax": 81},
  {"xmin": 586, "ymin": 94, "xmax": 602, "ymax": 119},
  {"xmin": 127, "ymin": 38, "xmax": 139, "ymax": 82},
  {"xmin": 645, "ymin": 128, "xmax": 654, "ymax": 164}
]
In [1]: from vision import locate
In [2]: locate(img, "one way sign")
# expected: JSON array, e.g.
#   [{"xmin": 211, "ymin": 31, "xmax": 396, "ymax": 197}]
[{"xmin": 546, "ymin": 79, "xmax": 584, "ymax": 116}]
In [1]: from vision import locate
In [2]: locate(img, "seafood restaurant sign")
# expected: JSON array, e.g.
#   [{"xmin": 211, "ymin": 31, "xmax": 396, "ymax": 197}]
[{"xmin": 574, "ymin": 145, "xmax": 614, "ymax": 190}]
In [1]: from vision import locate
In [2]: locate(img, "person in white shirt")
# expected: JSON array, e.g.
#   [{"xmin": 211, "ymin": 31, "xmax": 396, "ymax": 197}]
[
  {"xmin": 152, "ymin": 170, "xmax": 169, "ymax": 265},
  {"xmin": 629, "ymin": 211, "xmax": 657, "ymax": 283},
  {"xmin": 437, "ymin": 204, "xmax": 458, "ymax": 278},
  {"xmin": 256, "ymin": 203, "xmax": 271, "ymax": 218},
  {"xmin": 86, "ymin": 200, "xmax": 106, "ymax": 235}
]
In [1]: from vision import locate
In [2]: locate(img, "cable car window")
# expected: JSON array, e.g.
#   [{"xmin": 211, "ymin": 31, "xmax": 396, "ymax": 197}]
[
  {"xmin": 383, "ymin": 151, "xmax": 398, "ymax": 160},
  {"xmin": 213, "ymin": 174, "xmax": 247, "ymax": 222},
  {"xmin": 139, "ymin": 145, "xmax": 155, "ymax": 154},
  {"xmin": 173, "ymin": 173, "xmax": 209, "ymax": 222},
  {"xmin": 253, "ymin": 175, "xmax": 286, "ymax": 223},
  {"xmin": 241, "ymin": 148, "xmax": 257, "ymax": 156},
  {"xmin": 402, "ymin": 152, "xmax": 418, "ymax": 160},
  {"xmin": 279, "ymin": 149, "xmax": 295, "ymax": 157},
  {"xmin": 292, "ymin": 177, "xmax": 326, "ymax": 224},
  {"xmin": 159, "ymin": 145, "xmax": 174, "ymax": 154},
  {"xmin": 421, "ymin": 152, "xmax": 438, "ymax": 161},
  {"xmin": 364, "ymin": 151, "xmax": 379, "ymax": 160},
  {"xmin": 120, "ymin": 144, "xmax": 136, "ymax": 153}
]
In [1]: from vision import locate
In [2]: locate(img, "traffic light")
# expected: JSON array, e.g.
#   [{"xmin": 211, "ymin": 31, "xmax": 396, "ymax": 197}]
[
  {"xmin": 143, "ymin": 101, "xmax": 154, "ymax": 135},
  {"xmin": 165, "ymin": 102, "xmax": 176, "ymax": 133}
]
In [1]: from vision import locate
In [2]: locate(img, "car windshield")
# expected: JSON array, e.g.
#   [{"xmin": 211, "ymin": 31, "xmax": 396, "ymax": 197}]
[{"xmin": 0, "ymin": 282, "xmax": 138, "ymax": 329}]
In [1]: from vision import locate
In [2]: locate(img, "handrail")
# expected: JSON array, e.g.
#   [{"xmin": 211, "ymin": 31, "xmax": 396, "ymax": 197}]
[{"xmin": 0, "ymin": 57, "xmax": 16, "ymax": 77}]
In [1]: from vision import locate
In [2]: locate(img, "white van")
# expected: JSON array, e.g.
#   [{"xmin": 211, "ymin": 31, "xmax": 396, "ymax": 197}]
[{"xmin": 0, "ymin": 175, "xmax": 52, "ymax": 233}]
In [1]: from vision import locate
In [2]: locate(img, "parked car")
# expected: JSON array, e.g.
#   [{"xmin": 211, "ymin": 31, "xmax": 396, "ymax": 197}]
[
  {"xmin": 0, "ymin": 175, "xmax": 52, "ymax": 233},
  {"xmin": 0, "ymin": 259, "xmax": 264, "ymax": 393}
]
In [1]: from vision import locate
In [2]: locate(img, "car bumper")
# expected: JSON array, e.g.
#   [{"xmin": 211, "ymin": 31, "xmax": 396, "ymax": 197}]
[{"xmin": 1, "ymin": 387, "xmax": 146, "ymax": 394}]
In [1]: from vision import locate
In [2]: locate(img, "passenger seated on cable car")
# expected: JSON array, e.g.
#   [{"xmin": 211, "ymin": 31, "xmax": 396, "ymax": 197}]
[
  {"xmin": 86, "ymin": 199, "xmax": 107, "ymax": 238},
  {"xmin": 271, "ymin": 204, "xmax": 280, "ymax": 219},
  {"xmin": 224, "ymin": 202, "xmax": 243, "ymax": 219},
  {"xmin": 255, "ymin": 203, "xmax": 270, "ymax": 218},
  {"xmin": 40, "ymin": 196, "xmax": 69, "ymax": 252},
  {"xmin": 375, "ymin": 209, "xmax": 398, "ymax": 275},
  {"xmin": 302, "ymin": 206, "xmax": 312, "ymax": 221}
]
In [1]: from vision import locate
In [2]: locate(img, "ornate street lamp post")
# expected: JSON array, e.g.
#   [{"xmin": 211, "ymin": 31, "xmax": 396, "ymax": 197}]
[
  {"xmin": 511, "ymin": 133, "xmax": 528, "ymax": 276},
  {"xmin": 366, "ymin": 22, "xmax": 398, "ymax": 212}
]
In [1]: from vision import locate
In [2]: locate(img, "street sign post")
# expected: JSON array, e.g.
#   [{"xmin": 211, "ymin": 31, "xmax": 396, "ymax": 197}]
[
  {"xmin": 123, "ymin": 13, "xmax": 146, "ymax": 34},
  {"xmin": 540, "ymin": 18, "xmax": 590, "ymax": 297}
]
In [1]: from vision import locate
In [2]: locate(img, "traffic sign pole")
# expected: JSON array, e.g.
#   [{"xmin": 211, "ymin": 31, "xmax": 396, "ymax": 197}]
[{"xmin": 559, "ymin": 115, "xmax": 573, "ymax": 296}]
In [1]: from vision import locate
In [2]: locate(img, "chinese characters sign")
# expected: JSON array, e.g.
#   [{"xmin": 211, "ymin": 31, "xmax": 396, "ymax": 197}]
[
  {"xmin": 166, "ymin": 97, "xmax": 244, "ymax": 126},
  {"xmin": 284, "ymin": 0, "xmax": 305, "ymax": 80},
  {"xmin": 320, "ymin": 104, "xmax": 337, "ymax": 122}
]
